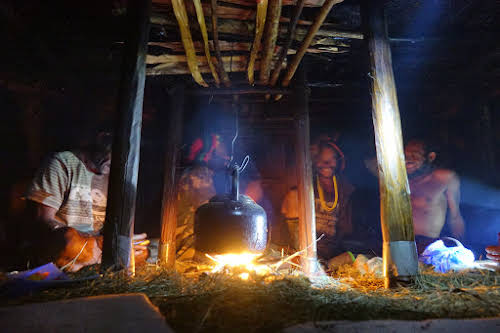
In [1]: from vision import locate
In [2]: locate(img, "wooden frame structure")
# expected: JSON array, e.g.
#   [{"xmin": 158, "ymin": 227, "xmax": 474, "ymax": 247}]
[{"xmin": 103, "ymin": 0, "xmax": 418, "ymax": 287}]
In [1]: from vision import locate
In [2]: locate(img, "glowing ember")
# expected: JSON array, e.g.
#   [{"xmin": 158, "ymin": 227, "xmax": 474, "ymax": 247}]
[{"xmin": 205, "ymin": 252, "xmax": 271, "ymax": 278}]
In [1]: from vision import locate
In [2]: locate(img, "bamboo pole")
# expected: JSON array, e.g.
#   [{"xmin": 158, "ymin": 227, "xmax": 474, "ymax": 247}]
[
  {"xmin": 281, "ymin": 0, "xmax": 343, "ymax": 88},
  {"xmin": 269, "ymin": 0, "xmax": 305, "ymax": 88},
  {"xmin": 193, "ymin": 0, "xmax": 220, "ymax": 85},
  {"xmin": 247, "ymin": 0, "xmax": 268, "ymax": 85},
  {"xmin": 171, "ymin": 0, "xmax": 208, "ymax": 87},
  {"xmin": 211, "ymin": 0, "xmax": 231, "ymax": 87},
  {"xmin": 259, "ymin": 0, "xmax": 282, "ymax": 85},
  {"xmin": 158, "ymin": 85, "xmax": 185, "ymax": 268},
  {"xmin": 293, "ymin": 65, "xmax": 321, "ymax": 277},
  {"xmin": 101, "ymin": 0, "xmax": 151, "ymax": 275},
  {"xmin": 362, "ymin": 0, "xmax": 418, "ymax": 288}
]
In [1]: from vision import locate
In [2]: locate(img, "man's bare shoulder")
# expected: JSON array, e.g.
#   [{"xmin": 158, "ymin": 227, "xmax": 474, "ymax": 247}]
[{"xmin": 432, "ymin": 168, "xmax": 459, "ymax": 185}]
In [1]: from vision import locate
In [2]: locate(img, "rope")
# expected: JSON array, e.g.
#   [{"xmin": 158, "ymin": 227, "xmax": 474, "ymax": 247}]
[{"xmin": 60, "ymin": 240, "xmax": 88, "ymax": 271}]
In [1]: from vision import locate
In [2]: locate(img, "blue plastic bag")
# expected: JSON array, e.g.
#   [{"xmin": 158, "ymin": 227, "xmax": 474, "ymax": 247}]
[{"xmin": 419, "ymin": 237, "xmax": 475, "ymax": 273}]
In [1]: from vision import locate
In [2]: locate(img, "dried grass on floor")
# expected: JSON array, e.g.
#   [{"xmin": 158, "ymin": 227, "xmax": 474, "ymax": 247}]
[{"xmin": 2, "ymin": 264, "xmax": 499, "ymax": 333}]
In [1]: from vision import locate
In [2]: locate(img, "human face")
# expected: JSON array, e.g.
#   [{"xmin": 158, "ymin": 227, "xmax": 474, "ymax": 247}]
[
  {"xmin": 315, "ymin": 147, "xmax": 338, "ymax": 179},
  {"xmin": 404, "ymin": 142, "xmax": 426, "ymax": 175}
]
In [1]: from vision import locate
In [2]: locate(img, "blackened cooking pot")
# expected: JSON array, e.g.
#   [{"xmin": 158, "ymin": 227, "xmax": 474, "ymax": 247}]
[{"xmin": 194, "ymin": 193, "xmax": 268, "ymax": 254}]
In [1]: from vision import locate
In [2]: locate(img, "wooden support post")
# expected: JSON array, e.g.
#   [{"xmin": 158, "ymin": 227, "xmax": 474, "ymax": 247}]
[
  {"xmin": 362, "ymin": 0, "xmax": 418, "ymax": 288},
  {"xmin": 293, "ymin": 66, "xmax": 321, "ymax": 276},
  {"xmin": 158, "ymin": 85, "xmax": 185, "ymax": 268},
  {"xmin": 101, "ymin": 0, "xmax": 151, "ymax": 275}
]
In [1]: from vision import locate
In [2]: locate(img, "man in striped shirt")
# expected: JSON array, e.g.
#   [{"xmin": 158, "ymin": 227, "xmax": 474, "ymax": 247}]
[{"xmin": 24, "ymin": 132, "xmax": 147, "ymax": 271}]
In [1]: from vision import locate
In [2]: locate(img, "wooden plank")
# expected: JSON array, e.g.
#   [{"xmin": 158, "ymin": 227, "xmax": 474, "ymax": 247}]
[
  {"xmin": 101, "ymin": 0, "xmax": 151, "ymax": 274},
  {"xmin": 158, "ymin": 85, "xmax": 184, "ymax": 268},
  {"xmin": 148, "ymin": 41, "xmax": 341, "ymax": 54},
  {"xmin": 259, "ymin": 0, "xmax": 282, "ymax": 84},
  {"xmin": 146, "ymin": 54, "xmax": 286, "ymax": 75},
  {"xmin": 153, "ymin": 2, "xmax": 312, "ymax": 24},
  {"xmin": 211, "ymin": 0, "xmax": 231, "ymax": 86},
  {"xmin": 281, "ymin": 0, "xmax": 344, "ymax": 87},
  {"xmin": 151, "ymin": 15, "xmax": 363, "ymax": 40},
  {"xmin": 270, "ymin": 0, "xmax": 306, "ymax": 87},
  {"xmin": 292, "ymin": 66, "xmax": 321, "ymax": 276},
  {"xmin": 247, "ymin": 0, "xmax": 268, "ymax": 84},
  {"xmin": 153, "ymin": 0, "xmax": 326, "ymax": 8},
  {"xmin": 362, "ymin": 0, "xmax": 417, "ymax": 288}
]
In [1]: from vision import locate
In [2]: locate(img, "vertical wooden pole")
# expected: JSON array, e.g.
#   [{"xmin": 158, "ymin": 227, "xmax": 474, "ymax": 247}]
[
  {"xmin": 158, "ymin": 84, "xmax": 185, "ymax": 268},
  {"xmin": 293, "ymin": 65, "xmax": 321, "ymax": 276},
  {"xmin": 362, "ymin": 0, "xmax": 418, "ymax": 287},
  {"xmin": 101, "ymin": 0, "xmax": 151, "ymax": 274}
]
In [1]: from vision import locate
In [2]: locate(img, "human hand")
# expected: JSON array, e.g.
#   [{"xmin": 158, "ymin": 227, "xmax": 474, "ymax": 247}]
[{"xmin": 133, "ymin": 233, "xmax": 149, "ymax": 263}]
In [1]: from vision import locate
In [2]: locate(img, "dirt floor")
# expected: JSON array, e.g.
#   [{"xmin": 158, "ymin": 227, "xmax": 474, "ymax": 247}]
[{"xmin": 1, "ymin": 263, "xmax": 499, "ymax": 333}]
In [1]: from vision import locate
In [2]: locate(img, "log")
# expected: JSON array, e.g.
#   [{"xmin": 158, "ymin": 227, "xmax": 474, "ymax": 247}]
[
  {"xmin": 259, "ymin": 0, "xmax": 282, "ymax": 84},
  {"xmin": 281, "ymin": 0, "xmax": 344, "ymax": 88},
  {"xmin": 171, "ymin": 0, "xmax": 208, "ymax": 87},
  {"xmin": 158, "ymin": 85, "xmax": 185, "ymax": 268},
  {"xmin": 211, "ymin": 0, "xmax": 231, "ymax": 86},
  {"xmin": 247, "ymin": 0, "xmax": 268, "ymax": 84},
  {"xmin": 269, "ymin": 0, "xmax": 305, "ymax": 88},
  {"xmin": 101, "ymin": 0, "xmax": 151, "ymax": 275},
  {"xmin": 292, "ymin": 65, "xmax": 321, "ymax": 277},
  {"xmin": 362, "ymin": 0, "xmax": 418, "ymax": 288},
  {"xmin": 193, "ymin": 0, "xmax": 220, "ymax": 84}
]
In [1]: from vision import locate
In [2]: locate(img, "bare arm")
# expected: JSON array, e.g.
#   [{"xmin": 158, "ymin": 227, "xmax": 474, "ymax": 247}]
[
  {"xmin": 446, "ymin": 172, "xmax": 465, "ymax": 239},
  {"xmin": 29, "ymin": 201, "xmax": 67, "ymax": 230},
  {"xmin": 28, "ymin": 201, "xmax": 100, "ymax": 237}
]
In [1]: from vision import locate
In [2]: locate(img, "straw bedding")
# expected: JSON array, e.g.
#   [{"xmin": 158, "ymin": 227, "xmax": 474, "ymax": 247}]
[{"xmin": 2, "ymin": 262, "xmax": 499, "ymax": 333}]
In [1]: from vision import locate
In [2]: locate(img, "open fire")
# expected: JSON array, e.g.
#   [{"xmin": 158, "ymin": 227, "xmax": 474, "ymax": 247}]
[
  {"xmin": 204, "ymin": 249, "xmax": 305, "ymax": 281},
  {"xmin": 205, "ymin": 252, "xmax": 271, "ymax": 280}
]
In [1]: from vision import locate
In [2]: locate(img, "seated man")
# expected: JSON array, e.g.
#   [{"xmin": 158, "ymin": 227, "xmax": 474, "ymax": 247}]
[
  {"xmin": 281, "ymin": 138, "xmax": 354, "ymax": 261},
  {"xmin": 405, "ymin": 139, "xmax": 465, "ymax": 254},
  {"xmin": 24, "ymin": 130, "xmax": 147, "ymax": 271}
]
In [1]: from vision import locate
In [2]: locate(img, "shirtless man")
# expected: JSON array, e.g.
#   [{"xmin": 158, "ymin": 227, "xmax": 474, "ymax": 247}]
[{"xmin": 404, "ymin": 140, "xmax": 465, "ymax": 253}]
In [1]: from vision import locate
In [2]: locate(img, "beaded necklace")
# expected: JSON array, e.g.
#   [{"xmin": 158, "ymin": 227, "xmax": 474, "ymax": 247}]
[{"xmin": 316, "ymin": 175, "xmax": 338, "ymax": 212}]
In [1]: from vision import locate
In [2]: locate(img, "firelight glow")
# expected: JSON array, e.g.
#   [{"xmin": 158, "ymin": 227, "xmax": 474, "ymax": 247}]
[{"xmin": 205, "ymin": 252, "xmax": 271, "ymax": 278}]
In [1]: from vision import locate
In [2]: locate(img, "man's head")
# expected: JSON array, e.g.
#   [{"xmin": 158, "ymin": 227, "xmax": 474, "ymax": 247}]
[
  {"xmin": 313, "ymin": 141, "xmax": 345, "ymax": 179},
  {"xmin": 404, "ymin": 139, "xmax": 437, "ymax": 176},
  {"xmin": 87, "ymin": 131, "xmax": 113, "ymax": 175}
]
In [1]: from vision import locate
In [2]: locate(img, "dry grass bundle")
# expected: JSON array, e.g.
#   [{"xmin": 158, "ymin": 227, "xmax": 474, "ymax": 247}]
[{"xmin": 1, "ymin": 264, "xmax": 499, "ymax": 333}]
